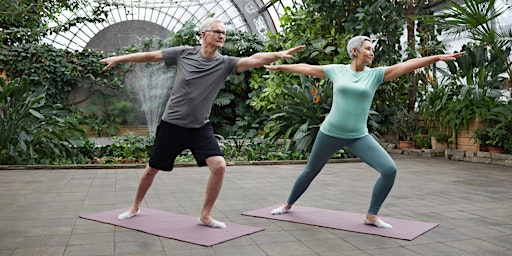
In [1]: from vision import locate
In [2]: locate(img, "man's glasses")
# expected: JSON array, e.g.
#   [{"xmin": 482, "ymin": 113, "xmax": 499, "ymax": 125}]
[{"xmin": 205, "ymin": 30, "xmax": 226, "ymax": 36}]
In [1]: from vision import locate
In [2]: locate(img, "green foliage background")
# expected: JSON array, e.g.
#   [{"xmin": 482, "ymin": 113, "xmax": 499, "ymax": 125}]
[{"xmin": 1, "ymin": 0, "xmax": 510, "ymax": 164}]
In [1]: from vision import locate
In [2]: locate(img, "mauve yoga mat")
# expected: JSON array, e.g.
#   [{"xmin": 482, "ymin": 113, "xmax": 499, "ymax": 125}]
[
  {"xmin": 80, "ymin": 208, "xmax": 264, "ymax": 246},
  {"xmin": 242, "ymin": 205, "xmax": 438, "ymax": 240}
]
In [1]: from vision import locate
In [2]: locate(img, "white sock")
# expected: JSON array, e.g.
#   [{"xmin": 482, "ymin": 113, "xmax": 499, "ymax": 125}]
[
  {"xmin": 197, "ymin": 218, "xmax": 227, "ymax": 229},
  {"xmin": 364, "ymin": 217, "xmax": 392, "ymax": 229},
  {"xmin": 117, "ymin": 210, "xmax": 140, "ymax": 220},
  {"xmin": 271, "ymin": 205, "xmax": 291, "ymax": 215}
]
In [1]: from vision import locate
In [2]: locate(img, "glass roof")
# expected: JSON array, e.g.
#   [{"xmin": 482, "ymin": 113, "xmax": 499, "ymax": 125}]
[{"xmin": 43, "ymin": 0, "xmax": 296, "ymax": 51}]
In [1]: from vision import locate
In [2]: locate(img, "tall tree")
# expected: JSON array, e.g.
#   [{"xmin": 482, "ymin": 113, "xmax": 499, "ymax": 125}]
[{"xmin": 0, "ymin": 0, "xmax": 121, "ymax": 45}]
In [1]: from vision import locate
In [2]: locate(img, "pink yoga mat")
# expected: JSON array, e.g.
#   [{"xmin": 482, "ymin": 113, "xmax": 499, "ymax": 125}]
[
  {"xmin": 80, "ymin": 208, "xmax": 264, "ymax": 246},
  {"xmin": 242, "ymin": 205, "xmax": 438, "ymax": 240}
]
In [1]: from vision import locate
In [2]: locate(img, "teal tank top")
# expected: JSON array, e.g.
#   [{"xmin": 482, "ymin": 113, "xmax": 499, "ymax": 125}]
[{"xmin": 320, "ymin": 64, "xmax": 386, "ymax": 139}]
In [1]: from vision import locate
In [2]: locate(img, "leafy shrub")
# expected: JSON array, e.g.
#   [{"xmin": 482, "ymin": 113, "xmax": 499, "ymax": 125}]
[
  {"xmin": 264, "ymin": 76, "xmax": 332, "ymax": 153},
  {"xmin": 90, "ymin": 133, "xmax": 153, "ymax": 163},
  {"xmin": 0, "ymin": 77, "xmax": 86, "ymax": 164}
]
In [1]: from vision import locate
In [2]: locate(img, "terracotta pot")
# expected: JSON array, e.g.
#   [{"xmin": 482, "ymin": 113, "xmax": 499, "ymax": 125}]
[
  {"xmin": 488, "ymin": 147, "xmax": 505, "ymax": 154},
  {"xmin": 399, "ymin": 141, "xmax": 413, "ymax": 149}
]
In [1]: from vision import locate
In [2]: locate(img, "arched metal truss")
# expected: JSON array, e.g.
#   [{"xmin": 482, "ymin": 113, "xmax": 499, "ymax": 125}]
[{"xmin": 43, "ymin": 0, "xmax": 295, "ymax": 51}]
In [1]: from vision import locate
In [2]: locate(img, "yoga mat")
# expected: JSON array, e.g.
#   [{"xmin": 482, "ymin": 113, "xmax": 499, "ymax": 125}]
[
  {"xmin": 80, "ymin": 208, "xmax": 264, "ymax": 246},
  {"xmin": 242, "ymin": 205, "xmax": 438, "ymax": 240}
]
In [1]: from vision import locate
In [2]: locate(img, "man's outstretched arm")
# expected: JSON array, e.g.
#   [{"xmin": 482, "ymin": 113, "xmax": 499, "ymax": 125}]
[
  {"xmin": 100, "ymin": 50, "xmax": 164, "ymax": 71},
  {"xmin": 235, "ymin": 45, "xmax": 305, "ymax": 73}
]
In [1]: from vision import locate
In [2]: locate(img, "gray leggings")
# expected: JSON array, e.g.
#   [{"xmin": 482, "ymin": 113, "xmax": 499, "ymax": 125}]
[{"xmin": 287, "ymin": 131, "xmax": 397, "ymax": 215}]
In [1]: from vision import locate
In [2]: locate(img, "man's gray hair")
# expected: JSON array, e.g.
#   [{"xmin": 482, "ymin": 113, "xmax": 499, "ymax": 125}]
[
  {"xmin": 200, "ymin": 18, "xmax": 224, "ymax": 32},
  {"xmin": 347, "ymin": 36, "xmax": 371, "ymax": 59}
]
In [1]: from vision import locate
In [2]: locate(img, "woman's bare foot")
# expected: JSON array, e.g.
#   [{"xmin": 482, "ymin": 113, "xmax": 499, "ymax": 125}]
[
  {"xmin": 117, "ymin": 207, "xmax": 140, "ymax": 220},
  {"xmin": 364, "ymin": 213, "xmax": 392, "ymax": 229},
  {"xmin": 198, "ymin": 217, "xmax": 226, "ymax": 228},
  {"xmin": 271, "ymin": 204, "xmax": 292, "ymax": 215}
]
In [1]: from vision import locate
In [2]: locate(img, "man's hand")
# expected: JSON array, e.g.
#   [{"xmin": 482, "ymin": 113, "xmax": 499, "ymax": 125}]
[
  {"xmin": 278, "ymin": 45, "xmax": 306, "ymax": 60},
  {"xmin": 99, "ymin": 57, "xmax": 118, "ymax": 71}
]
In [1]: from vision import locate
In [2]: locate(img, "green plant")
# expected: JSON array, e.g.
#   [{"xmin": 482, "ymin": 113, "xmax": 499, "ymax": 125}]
[
  {"xmin": 474, "ymin": 127, "xmax": 510, "ymax": 150},
  {"xmin": 418, "ymin": 77, "xmax": 451, "ymax": 132},
  {"xmin": 218, "ymin": 134, "xmax": 308, "ymax": 162},
  {"xmin": 0, "ymin": 44, "xmax": 127, "ymax": 104},
  {"xmin": 430, "ymin": 131, "xmax": 451, "ymax": 143},
  {"xmin": 110, "ymin": 133, "xmax": 153, "ymax": 160},
  {"xmin": 482, "ymin": 99, "xmax": 512, "ymax": 129},
  {"xmin": 82, "ymin": 90, "xmax": 139, "ymax": 136},
  {"xmin": 1, "ymin": 0, "xmax": 121, "ymax": 45},
  {"xmin": 0, "ymin": 77, "xmax": 86, "ymax": 164},
  {"xmin": 477, "ymin": 100, "xmax": 512, "ymax": 152},
  {"xmin": 430, "ymin": 0, "xmax": 511, "ymax": 80},
  {"xmin": 419, "ymin": 0, "xmax": 511, "ymax": 138},
  {"xmin": 90, "ymin": 133, "xmax": 154, "ymax": 163},
  {"xmin": 264, "ymin": 77, "xmax": 332, "ymax": 153},
  {"xmin": 441, "ymin": 96, "xmax": 493, "ymax": 133},
  {"xmin": 485, "ymin": 128, "xmax": 508, "ymax": 148},
  {"xmin": 83, "ymin": 113, "xmax": 119, "ymax": 137},
  {"xmin": 414, "ymin": 132, "xmax": 432, "ymax": 149},
  {"xmin": 432, "ymin": 45, "xmax": 498, "ymax": 133},
  {"xmin": 473, "ymin": 129, "xmax": 490, "ymax": 145},
  {"xmin": 109, "ymin": 99, "xmax": 136, "ymax": 125},
  {"xmin": 392, "ymin": 108, "xmax": 420, "ymax": 142}
]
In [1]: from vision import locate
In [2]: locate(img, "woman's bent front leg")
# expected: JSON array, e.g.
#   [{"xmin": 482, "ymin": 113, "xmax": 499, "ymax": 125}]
[{"xmin": 349, "ymin": 135, "xmax": 397, "ymax": 215}]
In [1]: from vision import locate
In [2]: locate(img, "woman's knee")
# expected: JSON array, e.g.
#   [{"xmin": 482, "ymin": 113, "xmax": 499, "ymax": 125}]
[{"xmin": 380, "ymin": 164, "xmax": 397, "ymax": 180}]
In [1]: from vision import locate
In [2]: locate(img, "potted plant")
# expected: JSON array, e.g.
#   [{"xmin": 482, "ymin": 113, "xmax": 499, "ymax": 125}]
[
  {"xmin": 414, "ymin": 132, "xmax": 432, "ymax": 149},
  {"xmin": 472, "ymin": 129, "xmax": 490, "ymax": 152},
  {"xmin": 474, "ymin": 128, "xmax": 509, "ymax": 154},
  {"xmin": 430, "ymin": 131, "xmax": 451, "ymax": 150},
  {"xmin": 485, "ymin": 128, "xmax": 508, "ymax": 154},
  {"xmin": 476, "ymin": 97, "xmax": 512, "ymax": 154},
  {"xmin": 392, "ymin": 109, "xmax": 420, "ymax": 149}
]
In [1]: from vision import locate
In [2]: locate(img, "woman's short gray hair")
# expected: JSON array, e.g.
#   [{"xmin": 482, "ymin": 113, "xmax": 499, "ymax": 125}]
[
  {"xmin": 347, "ymin": 36, "xmax": 371, "ymax": 59},
  {"xmin": 200, "ymin": 18, "xmax": 224, "ymax": 32}
]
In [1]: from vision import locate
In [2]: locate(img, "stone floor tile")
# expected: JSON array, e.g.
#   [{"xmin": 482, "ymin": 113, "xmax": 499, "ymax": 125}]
[{"xmin": 1, "ymin": 156, "xmax": 511, "ymax": 255}]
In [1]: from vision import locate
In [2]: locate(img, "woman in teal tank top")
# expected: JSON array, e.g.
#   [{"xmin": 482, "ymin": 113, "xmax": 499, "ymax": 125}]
[{"xmin": 265, "ymin": 36, "xmax": 464, "ymax": 229}]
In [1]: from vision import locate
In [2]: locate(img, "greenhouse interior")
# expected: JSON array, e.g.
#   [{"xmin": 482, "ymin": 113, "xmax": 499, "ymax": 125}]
[
  {"xmin": 1, "ymin": 0, "xmax": 511, "ymax": 165},
  {"xmin": 1, "ymin": 1, "xmax": 512, "ymax": 256}
]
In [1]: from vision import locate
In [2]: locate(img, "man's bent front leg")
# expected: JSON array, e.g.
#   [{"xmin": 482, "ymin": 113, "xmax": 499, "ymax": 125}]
[
  {"xmin": 130, "ymin": 165, "xmax": 160, "ymax": 210},
  {"xmin": 133, "ymin": 164, "xmax": 159, "ymax": 210},
  {"xmin": 199, "ymin": 156, "xmax": 226, "ymax": 227},
  {"xmin": 118, "ymin": 164, "xmax": 159, "ymax": 220}
]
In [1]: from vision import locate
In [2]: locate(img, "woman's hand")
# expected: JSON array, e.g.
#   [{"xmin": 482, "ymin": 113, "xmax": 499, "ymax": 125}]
[{"xmin": 438, "ymin": 52, "xmax": 465, "ymax": 61}]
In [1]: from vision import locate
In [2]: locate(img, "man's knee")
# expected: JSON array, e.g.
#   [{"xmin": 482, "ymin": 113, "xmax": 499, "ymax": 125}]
[
  {"xmin": 144, "ymin": 165, "xmax": 160, "ymax": 176},
  {"xmin": 206, "ymin": 156, "xmax": 226, "ymax": 175}
]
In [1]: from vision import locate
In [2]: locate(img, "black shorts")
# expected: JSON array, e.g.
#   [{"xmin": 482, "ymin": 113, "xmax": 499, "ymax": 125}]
[{"xmin": 148, "ymin": 121, "xmax": 222, "ymax": 171}]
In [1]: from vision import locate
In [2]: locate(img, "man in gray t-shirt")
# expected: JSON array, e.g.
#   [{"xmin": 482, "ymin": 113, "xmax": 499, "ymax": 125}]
[
  {"xmin": 100, "ymin": 18, "xmax": 304, "ymax": 228},
  {"xmin": 160, "ymin": 45, "xmax": 239, "ymax": 128}
]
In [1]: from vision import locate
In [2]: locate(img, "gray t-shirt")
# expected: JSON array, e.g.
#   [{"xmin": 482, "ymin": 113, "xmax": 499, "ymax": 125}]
[{"xmin": 161, "ymin": 46, "xmax": 240, "ymax": 128}]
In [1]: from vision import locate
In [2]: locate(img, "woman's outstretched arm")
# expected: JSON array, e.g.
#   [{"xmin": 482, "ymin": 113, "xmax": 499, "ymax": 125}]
[
  {"xmin": 265, "ymin": 64, "xmax": 325, "ymax": 78},
  {"xmin": 383, "ymin": 52, "xmax": 465, "ymax": 82}
]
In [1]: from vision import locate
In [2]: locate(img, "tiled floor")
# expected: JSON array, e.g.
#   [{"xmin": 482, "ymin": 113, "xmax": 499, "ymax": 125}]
[{"xmin": 1, "ymin": 155, "xmax": 511, "ymax": 255}]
